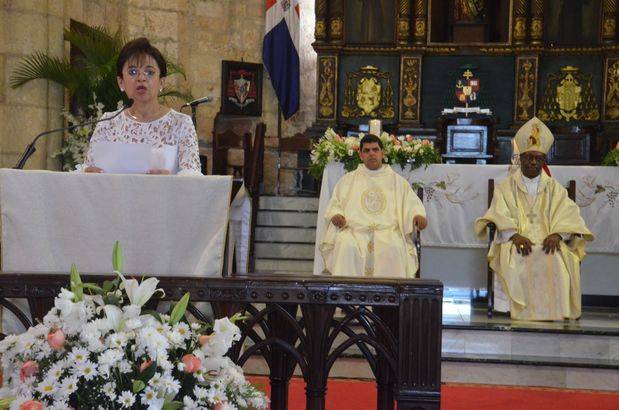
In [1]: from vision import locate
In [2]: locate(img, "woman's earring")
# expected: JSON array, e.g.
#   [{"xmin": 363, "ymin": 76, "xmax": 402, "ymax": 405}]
[
  {"xmin": 159, "ymin": 88, "xmax": 163, "ymax": 92},
  {"xmin": 120, "ymin": 88, "xmax": 124, "ymax": 92}
]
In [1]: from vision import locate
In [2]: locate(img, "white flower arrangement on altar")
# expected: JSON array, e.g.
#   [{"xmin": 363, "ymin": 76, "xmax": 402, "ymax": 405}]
[
  {"xmin": 0, "ymin": 243, "xmax": 268, "ymax": 410},
  {"xmin": 309, "ymin": 128, "xmax": 441, "ymax": 178}
]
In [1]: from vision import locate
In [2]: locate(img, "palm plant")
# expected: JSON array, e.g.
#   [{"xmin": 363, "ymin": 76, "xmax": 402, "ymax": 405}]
[{"xmin": 10, "ymin": 20, "xmax": 192, "ymax": 116}]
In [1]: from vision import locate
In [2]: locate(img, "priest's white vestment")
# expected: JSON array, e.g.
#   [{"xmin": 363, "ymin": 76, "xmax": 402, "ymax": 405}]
[{"xmin": 319, "ymin": 164, "xmax": 426, "ymax": 278}]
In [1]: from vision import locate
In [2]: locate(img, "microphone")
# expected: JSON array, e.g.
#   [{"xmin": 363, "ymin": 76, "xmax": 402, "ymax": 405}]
[
  {"xmin": 14, "ymin": 102, "xmax": 132, "ymax": 170},
  {"xmin": 181, "ymin": 96, "xmax": 212, "ymax": 108}
]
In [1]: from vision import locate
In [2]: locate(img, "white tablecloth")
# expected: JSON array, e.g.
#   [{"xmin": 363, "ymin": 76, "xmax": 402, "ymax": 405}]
[
  {"xmin": 314, "ymin": 163, "xmax": 618, "ymax": 275},
  {"xmin": 0, "ymin": 170, "xmax": 233, "ymax": 277}
]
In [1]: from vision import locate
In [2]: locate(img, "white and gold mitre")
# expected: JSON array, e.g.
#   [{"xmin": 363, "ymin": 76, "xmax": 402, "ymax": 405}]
[{"xmin": 514, "ymin": 117, "xmax": 554, "ymax": 154}]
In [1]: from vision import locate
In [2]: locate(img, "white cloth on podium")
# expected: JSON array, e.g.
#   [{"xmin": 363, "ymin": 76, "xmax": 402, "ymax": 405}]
[{"xmin": 0, "ymin": 170, "xmax": 232, "ymax": 276}]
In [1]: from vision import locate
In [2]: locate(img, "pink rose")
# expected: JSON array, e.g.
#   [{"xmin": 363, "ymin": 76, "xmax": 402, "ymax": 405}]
[
  {"xmin": 199, "ymin": 335, "xmax": 214, "ymax": 346},
  {"xmin": 422, "ymin": 139, "xmax": 431, "ymax": 146},
  {"xmin": 615, "ymin": 141, "xmax": 619, "ymax": 150},
  {"xmin": 182, "ymin": 354, "xmax": 201, "ymax": 373},
  {"xmin": 352, "ymin": 145, "xmax": 359, "ymax": 151},
  {"xmin": 19, "ymin": 361, "xmax": 38, "ymax": 382},
  {"xmin": 139, "ymin": 360, "xmax": 153, "ymax": 373},
  {"xmin": 20, "ymin": 401, "xmax": 43, "ymax": 410},
  {"xmin": 47, "ymin": 329, "xmax": 66, "ymax": 350},
  {"xmin": 406, "ymin": 135, "xmax": 413, "ymax": 142}
]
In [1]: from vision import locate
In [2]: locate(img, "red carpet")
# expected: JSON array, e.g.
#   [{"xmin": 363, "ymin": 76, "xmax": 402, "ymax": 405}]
[{"xmin": 248, "ymin": 376, "xmax": 619, "ymax": 409}]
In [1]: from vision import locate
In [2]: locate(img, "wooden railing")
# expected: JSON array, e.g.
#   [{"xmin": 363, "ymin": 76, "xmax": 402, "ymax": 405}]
[{"xmin": 0, "ymin": 274, "xmax": 443, "ymax": 410}]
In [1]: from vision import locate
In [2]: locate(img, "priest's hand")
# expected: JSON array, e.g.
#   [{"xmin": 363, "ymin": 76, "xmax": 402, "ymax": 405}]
[
  {"xmin": 511, "ymin": 233, "xmax": 533, "ymax": 256},
  {"xmin": 542, "ymin": 233, "xmax": 562, "ymax": 254},
  {"xmin": 85, "ymin": 166, "xmax": 104, "ymax": 173},
  {"xmin": 413, "ymin": 215, "xmax": 427, "ymax": 230},
  {"xmin": 331, "ymin": 214, "xmax": 347, "ymax": 229},
  {"xmin": 147, "ymin": 169, "xmax": 171, "ymax": 175}
]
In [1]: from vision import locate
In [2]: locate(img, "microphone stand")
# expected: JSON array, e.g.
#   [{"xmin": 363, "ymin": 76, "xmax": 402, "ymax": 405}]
[{"xmin": 14, "ymin": 105, "xmax": 130, "ymax": 170}]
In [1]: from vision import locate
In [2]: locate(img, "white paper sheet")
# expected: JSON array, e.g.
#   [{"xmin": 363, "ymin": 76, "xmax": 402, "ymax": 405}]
[{"xmin": 90, "ymin": 141, "xmax": 179, "ymax": 174}]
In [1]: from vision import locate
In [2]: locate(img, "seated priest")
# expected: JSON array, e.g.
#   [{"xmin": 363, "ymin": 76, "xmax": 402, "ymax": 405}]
[
  {"xmin": 319, "ymin": 134, "xmax": 427, "ymax": 277},
  {"xmin": 475, "ymin": 117, "xmax": 594, "ymax": 321}
]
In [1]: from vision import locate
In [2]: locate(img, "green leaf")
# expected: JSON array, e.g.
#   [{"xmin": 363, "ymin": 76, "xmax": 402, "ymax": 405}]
[
  {"xmin": 162, "ymin": 402, "xmax": 183, "ymax": 410},
  {"xmin": 132, "ymin": 379, "xmax": 146, "ymax": 393},
  {"xmin": 112, "ymin": 241, "xmax": 123, "ymax": 272},
  {"xmin": 70, "ymin": 264, "xmax": 84, "ymax": 301},
  {"xmin": 102, "ymin": 279, "xmax": 115, "ymax": 293},
  {"xmin": 137, "ymin": 360, "xmax": 157, "ymax": 382},
  {"xmin": 169, "ymin": 292, "xmax": 190, "ymax": 325},
  {"xmin": 82, "ymin": 283, "xmax": 104, "ymax": 295}
]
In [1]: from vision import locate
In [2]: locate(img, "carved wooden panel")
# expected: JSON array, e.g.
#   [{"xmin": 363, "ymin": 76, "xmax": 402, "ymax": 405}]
[
  {"xmin": 400, "ymin": 55, "xmax": 422, "ymax": 123},
  {"xmin": 513, "ymin": 55, "xmax": 538, "ymax": 123},
  {"xmin": 603, "ymin": 57, "xmax": 619, "ymax": 121},
  {"xmin": 317, "ymin": 55, "xmax": 338, "ymax": 121}
]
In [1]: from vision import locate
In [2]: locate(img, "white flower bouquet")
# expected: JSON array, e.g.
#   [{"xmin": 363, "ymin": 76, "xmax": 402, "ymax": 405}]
[
  {"xmin": 309, "ymin": 128, "xmax": 441, "ymax": 178},
  {"xmin": 0, "ymin": 243, "xmax": 268, "ymax": 410}
]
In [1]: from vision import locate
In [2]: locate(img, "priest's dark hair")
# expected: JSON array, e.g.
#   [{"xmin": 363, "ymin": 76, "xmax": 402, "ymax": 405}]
[
  {"xmin": 116, "ymin": 37, "xmax": 167, "ymax": 78},
  {"xmin": 360, "ymin": 134, "xmax": 383, "ymax": 150}
]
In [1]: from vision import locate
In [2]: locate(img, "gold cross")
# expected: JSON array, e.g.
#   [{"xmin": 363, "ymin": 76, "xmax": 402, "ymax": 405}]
[{"xmin": 463, "ymin": 69, "xmax": 474, "ymax": 79}]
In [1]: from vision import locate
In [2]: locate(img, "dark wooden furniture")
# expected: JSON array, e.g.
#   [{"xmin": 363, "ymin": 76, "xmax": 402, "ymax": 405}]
[
  {"xmin": 277, "ymin": 133, "xmax": 319, "ymax": 196},
  {"xmin": 212, "ymin": 129, "xmax": 252, "ymax": 178},
  {"xmin": 485, "ymin": 178, "xmax": 576, "ymax": 317},
  {"xmin": 547, "ymin": 126, "xmax": 596, "ymax": 165},
  {"xmin": 0, "ymin": 273, "xmax": 443, "ymax": 410}
]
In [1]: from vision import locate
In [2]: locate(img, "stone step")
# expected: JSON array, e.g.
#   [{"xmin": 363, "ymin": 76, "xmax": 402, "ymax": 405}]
[
  {"xmin": 257, "ymin": 210, "xmax": 317, "ymax": 228},
  {"xmin": 255, "ymin": 242, "xmax": 315, "ymax": 259},
  {"xmin": 255, "ymin": 258, "xmax": 314, "ymax": 273},
  {"xmin": 442, "ymin": 328, "xmax": 619, "ymax": 361},
  {"xmin": 255, "ymin": 226, "xmax": 316, "ymax": 243},
  {"xmin": 259, "ymin": 196, "xmax": 319, "ymax": 211}
]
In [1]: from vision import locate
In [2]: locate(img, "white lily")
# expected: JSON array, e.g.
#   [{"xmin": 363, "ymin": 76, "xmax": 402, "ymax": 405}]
[
  {"xmin": 101, "ymin": 305, "xmax": 124, "ymax": 332},
  {"xmin": 117, "ymin": 272, "xmax": 164, "ymax": 307}
]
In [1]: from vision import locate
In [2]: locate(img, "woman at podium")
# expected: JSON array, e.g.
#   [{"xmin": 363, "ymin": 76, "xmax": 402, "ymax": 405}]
[{"xmin": 77, "ymin": 38, "xmax": 201, "ymax": 175}]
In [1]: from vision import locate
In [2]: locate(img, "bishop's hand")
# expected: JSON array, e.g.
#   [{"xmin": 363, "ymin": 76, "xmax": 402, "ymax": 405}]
[
  {"xmin": 510, "ymin": 233, "xmax": 533, "ymax": 256},
  {"xmin": 331, "ymin": 214, "xmax": 347, "ymax": 229},
  {"xmin": 542, "ymin": 233, "xmax": 562, "ymax": 254}
]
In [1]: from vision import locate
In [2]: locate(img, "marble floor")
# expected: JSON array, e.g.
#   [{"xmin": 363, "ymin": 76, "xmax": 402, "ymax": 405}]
[{"xmin": 443, "ymin": 287, "xmax": 619, "ymax": 335}]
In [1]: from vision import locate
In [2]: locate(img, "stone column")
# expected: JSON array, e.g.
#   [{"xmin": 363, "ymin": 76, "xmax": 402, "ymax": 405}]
[
  {"xmin": 602, "ymin": 0, "xmax": 618, "ymax": 44},
  {"xmin": 315, "ymin": 0, "xmax": 328, "ymax": 43},
  {"xmin": 529, "ymin": 0, "xmax": 543, "ymax": 45},
  {"xmin": 398, "ymin": 0, "xmax": 412, "ymax": 45},
  {"xmin": 413, "ymin": 0, "xmax": 428, "ymax": 45},
  {"xmin": 513, "ymin": 0, "xmax": 528, "ymax": 45}
]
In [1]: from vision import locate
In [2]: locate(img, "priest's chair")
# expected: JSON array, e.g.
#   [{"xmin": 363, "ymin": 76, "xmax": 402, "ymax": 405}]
[
  {"xmin": 485, "ymin": 179, "xmax": 576, "ymax": 317},
  {"xmin": 276, "ymin": 133, "xmax": 319, "ymax": 196},
  {"xmin": 414, "ymin": 186, "xmax": 423, "ymax": 278}
]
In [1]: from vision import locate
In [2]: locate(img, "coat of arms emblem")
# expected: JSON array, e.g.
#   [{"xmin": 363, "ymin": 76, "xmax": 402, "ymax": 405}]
[
  {"xmin": 455, "ymin": 69, "xmax": 480, "ymax": 107},
  {"xmin": 228, "ymin": 71, "xmax": 255, "ymax": 109}
]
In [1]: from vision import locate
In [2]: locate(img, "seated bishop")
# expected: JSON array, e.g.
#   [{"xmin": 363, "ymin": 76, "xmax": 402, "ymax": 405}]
[
  {"xmin": 475, "ymin": 117, "xmax": 594, "ymax": 321},
  {"xmin": 319, "ymin": 134, "xmax": 427, "ymax": 278}
]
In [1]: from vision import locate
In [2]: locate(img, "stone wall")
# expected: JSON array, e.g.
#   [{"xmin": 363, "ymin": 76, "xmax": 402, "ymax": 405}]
[{"xmin": 0, "ymin": 0, "xmax": 317, "ymax": 193}]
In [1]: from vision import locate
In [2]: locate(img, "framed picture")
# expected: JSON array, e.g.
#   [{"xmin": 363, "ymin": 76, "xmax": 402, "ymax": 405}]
[{"xmin": 220, "ymin": 61, "xmax": 263, "ymax": 116}]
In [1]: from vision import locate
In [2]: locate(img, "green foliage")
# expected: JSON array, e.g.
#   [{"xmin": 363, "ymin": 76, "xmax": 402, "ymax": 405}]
[
  {"xmin": 601, "ymin": 148, "xmax": 619, "ymax": 166},
  {"xmin": 169, "ymin": 292, "xmax": 190, "ymax": 325}
]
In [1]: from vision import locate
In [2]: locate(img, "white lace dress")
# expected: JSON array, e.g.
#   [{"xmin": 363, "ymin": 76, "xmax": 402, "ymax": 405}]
[{"xmin": 77, "ymin": 108, "xmax": 202, "ymax": 174}]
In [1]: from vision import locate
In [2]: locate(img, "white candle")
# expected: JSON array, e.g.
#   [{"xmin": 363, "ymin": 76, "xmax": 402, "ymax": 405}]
[{"xmin": 369, "ymin": 119, "xmax": 382, "ymax": 136}]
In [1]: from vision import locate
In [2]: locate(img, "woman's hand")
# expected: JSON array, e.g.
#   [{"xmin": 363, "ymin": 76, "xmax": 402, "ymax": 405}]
[
  {"xmin": 147, "ymin": 169, "xmax": 170, "ymax": 175},
  {"xmin": 84, "ymin": 166, "xmax": 104, "ymax": 173}
]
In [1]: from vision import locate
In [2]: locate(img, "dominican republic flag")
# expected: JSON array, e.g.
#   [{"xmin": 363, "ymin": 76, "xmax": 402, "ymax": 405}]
[{"xmin": 262, "ymin": 0, "xmax": 300, "ymax": 120}]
